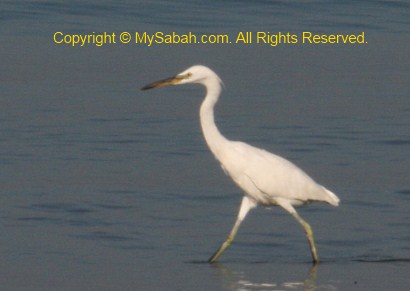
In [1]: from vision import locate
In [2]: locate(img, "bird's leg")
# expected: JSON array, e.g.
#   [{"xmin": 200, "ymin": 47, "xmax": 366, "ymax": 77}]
[
  {"xmin": 208, "ymin": 196, "xmax": 256, "ymax": 263},
  {"xmin": 208, "ymin": 215, "xmax": 241, "ymax": 263},
  {"xmin": 291, "ymin": 211, "xmax": 319, "ymax": 264}
]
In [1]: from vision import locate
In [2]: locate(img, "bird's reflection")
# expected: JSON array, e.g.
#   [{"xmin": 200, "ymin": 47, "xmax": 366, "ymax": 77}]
[{"xmin": 211, "ymin": 262, "xmax": 328, "ymax": 291}]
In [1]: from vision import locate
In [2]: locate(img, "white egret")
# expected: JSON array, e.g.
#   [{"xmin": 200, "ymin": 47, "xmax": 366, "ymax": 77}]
[{"xmin": 142, "ymin": 65, "xmax": 340, "ymax": 264}]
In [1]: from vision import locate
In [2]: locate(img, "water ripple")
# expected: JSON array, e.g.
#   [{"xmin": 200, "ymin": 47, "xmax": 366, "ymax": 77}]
[{"xmin": 2, "ymin": 0, "xmax": 409, "ymax": 34}]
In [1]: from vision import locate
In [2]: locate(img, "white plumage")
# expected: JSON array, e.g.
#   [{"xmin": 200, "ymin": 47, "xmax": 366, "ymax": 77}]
[
  {"xmin": 142, "ymin": 65, "xmax": 340, "ymax": 263},
  {"xmin": 222, "ymin": 141, "xmax": 339, "ymax": 207}
]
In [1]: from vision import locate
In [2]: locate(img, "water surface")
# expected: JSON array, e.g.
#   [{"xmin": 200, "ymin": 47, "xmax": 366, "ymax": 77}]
[{"xmin": 1, "ymin": 0, "xmax": 410, "ymax": 290}]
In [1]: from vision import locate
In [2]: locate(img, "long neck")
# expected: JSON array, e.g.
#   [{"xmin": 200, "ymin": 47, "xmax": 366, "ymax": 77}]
[{"xmin": 199, "ymin": 78, "xmax": 229, "ymax": 159}]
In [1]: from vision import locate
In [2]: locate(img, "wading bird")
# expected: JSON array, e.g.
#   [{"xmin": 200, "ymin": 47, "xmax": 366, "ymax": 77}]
[{"xmin": 142, "ymin": 65, "xmax": 340, "ymax": 264}]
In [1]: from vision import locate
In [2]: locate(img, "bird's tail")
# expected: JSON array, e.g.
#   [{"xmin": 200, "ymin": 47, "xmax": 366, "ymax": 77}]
[{"xmin": 322, "ymin": 186, "xmax": 340, "ymax": 206}]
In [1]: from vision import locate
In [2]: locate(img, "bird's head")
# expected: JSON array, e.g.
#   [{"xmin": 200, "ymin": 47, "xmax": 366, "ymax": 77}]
[{"xmin": 142, "ymin": 65, "xmax": 221, "ymax": 90}]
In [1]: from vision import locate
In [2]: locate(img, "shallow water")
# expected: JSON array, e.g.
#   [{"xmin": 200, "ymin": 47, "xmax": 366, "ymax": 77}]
[{"xmin": 1, "ymin": 0, "xmax": 410, "ymax": 290}]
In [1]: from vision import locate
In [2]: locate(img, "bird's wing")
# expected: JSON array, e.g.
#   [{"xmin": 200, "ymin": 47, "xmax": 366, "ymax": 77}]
[{"xmin": 226, "ymin": 141, "xmax": 331, "ymax": 204}]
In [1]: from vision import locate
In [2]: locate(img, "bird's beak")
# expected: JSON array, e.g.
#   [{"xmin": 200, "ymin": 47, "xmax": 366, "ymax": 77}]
[{"xmin": 141, "ymin": 73, "xmax": 191, "ymax": 90}]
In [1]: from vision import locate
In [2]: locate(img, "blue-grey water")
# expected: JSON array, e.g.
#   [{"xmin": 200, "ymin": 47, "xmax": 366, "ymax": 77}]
[{"xmin": 1, "ymin": 1, "xmax": 410, "ymax": 290}]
